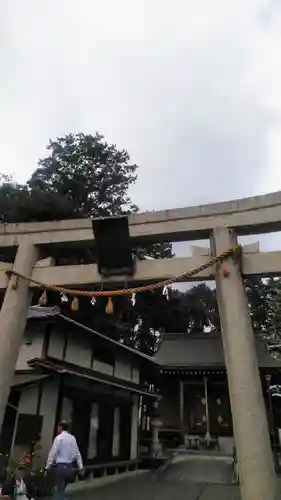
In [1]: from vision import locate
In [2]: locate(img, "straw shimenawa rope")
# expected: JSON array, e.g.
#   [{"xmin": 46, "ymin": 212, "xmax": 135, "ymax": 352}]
[{"xmin": 5, "ymin": 244, "xmax": 242, "ymax": 298}]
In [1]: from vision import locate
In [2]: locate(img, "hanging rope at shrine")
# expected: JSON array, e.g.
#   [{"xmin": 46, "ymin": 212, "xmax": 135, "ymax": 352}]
[{"xmin": 5, "ymin": 244, "xmax": 242, "ymax": 313}]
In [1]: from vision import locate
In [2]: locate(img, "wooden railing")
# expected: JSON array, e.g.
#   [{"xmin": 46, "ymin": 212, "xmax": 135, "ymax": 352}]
[{"xmin": 82, "ymin": 459, "xmax": 141, "ymax": 480}]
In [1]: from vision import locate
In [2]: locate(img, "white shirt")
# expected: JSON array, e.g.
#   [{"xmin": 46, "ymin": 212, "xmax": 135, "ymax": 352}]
[{"xmin": 46, "ymin": 431, "xmax": 83, "ymax": 470}]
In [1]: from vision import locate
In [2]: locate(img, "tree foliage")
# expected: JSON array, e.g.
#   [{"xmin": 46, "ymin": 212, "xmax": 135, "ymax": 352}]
[
  {"xmin": 0, "ymin": 133, "xmax": 172, "ymax": 260},
  {"xmin": 1, "ymin": 133, "xmax": 281, "ymax": 354},
  {"xmin": 28, "ymin": 133, "xmax": 139, "ymax": 218},
  {"xmin": 0, "ymin": 133, "xmax": 173, "ymax": 353},
  {"xmin": 0, "ymin": 132, "xmax": 138, "ymax": 222}
]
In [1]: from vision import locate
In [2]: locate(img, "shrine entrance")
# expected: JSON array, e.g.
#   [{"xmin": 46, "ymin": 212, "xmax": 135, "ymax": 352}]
[
  {"xmin": 0, "ymin": 191, "xmax": 281, "ymax": 499},
  {"xmin": 184, "ymin": 381, "xmax": 232, "ymax": 437}
]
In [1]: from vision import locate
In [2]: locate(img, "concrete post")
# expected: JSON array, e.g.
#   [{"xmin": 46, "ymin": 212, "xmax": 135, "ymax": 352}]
[
  {"xmin": 211, "ymin": 227, "xmax": 277, "ymax": 500},
  {"xmin": 179, "ymin": 380, "xmax": 184, "ymax": 433},
  {"xmin": 150, "ymin": 400, "xmax": 162, "ymax": 457},
  {"xmin": 40, "ymin": 379, "xmax": 60, "ymax": 458},
  {"xmin": 0, "ymin": 239, "xmax": 38, "ymax": 432},
  {"xmin": 130, "ymin": 395, "xmax": 139, "ymax": 459},
  {"xmin": 203, "ymin": 376, "xmax": 211, "ymax": 444},
  {"xmin": 112, "ymin": 406, "xmax": 121, "ymax": 458}
]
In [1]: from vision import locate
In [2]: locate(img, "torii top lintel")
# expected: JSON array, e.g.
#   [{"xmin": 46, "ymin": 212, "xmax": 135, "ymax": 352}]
[{"xmin": 0, "ymin": 190, "xmax": 281, "ymax": 248}]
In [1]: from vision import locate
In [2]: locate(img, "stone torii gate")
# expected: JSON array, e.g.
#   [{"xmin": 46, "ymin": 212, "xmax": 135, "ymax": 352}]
[{"xmin": 0, "ymin": 192, "xmax": 281, "ymax": 500}]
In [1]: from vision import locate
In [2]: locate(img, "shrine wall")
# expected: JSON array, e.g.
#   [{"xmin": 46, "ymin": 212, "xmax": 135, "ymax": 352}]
[
  {"xmin": 12, "ymin": 378, "xmax": 59, "ymax": 461},
  {"xmin": 115, "ymin": 359, "xmax": 132, "ymax": 381},
  {"xmin": 16, "ymin": 319, "xmax": 139, "ymax": 384},
  {"xmin": 16, "ymin": 323, "xmax": 45, "ymax": 371},
  {"xmin": 64, "ymin": 329, "xmax": 92, "ymax": 368},
  {"xmin": 159, "ymin": 378, "xmax": 180, "ymax": 429},
  {"xmin": 17, "ymin": 385, "xmax": 39, "ymax": 415},
  {"xmin": 39, "ymin": 379, "xmax": 59, "ymax": 454},
  {"xmin": 93, "ymin": 360, "xmax": 113, "ymax": 376}
]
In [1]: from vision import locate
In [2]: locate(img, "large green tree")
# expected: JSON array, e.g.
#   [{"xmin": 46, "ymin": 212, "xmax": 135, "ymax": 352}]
[
  {"xmin": 182, "ymin": 283, "xmax": 219, "ymax": 333},
  {"xmin": 0, "ymin": 133, "xmax": 172, "ymax": 259},
  {"xmin": 28, "ymin": 133, "xmax": 138, "ymax": 218},
  {"xmin": 262, "ymin": 278, "xmax": 281, "ymax": 340},
  {"xmin": 244, "ymin": 277, "xmax": 270, "ymax": 334},
  {"xmin": 0, "ymin": 133, "xmax": 173, "ymax": 352}
]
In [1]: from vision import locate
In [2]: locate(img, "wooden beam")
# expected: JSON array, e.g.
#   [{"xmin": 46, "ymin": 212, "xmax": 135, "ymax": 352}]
[
  {"xmin": 30, "ymin": 255, "xmax": 213, "ymax": 287},
  {"xmin": 0, "ymin": 192, "xmax": 280, "ymax": 247},
  {"xmin": 0, "ymin": 250, "xmax": 280, "ymax": 289},
  {"xmin": 0, "ymin": 256, "xmax": 56, "ymax": 288},
  {"xmin": 191, "ymin": 242, "xmax": 260, "ymax": 256}
]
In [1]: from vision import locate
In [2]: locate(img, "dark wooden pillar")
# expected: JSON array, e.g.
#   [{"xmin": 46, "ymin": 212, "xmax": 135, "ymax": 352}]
[{"xmin": 179, "ymin": 380, "xmax": 184, "ymax": 433}]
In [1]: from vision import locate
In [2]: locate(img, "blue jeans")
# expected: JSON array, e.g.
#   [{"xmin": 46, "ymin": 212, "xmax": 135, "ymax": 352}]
[{"xmin": 53, "ymin": 463, "xmax": 74, "ymax": 500}]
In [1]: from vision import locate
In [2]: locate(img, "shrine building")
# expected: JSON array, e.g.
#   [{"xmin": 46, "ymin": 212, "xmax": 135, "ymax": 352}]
[
  {"xmin": 0, "ymin": 306, "xmax": 158, "ymax": 466},
  {"xmin": 154, "ymin": 331, "xmax": 281, "ymax": 453}
]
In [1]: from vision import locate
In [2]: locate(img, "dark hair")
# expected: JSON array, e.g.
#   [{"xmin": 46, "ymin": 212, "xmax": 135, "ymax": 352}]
[{"xmin": 58, "ymin": 420, "xmax": 70, "ymax": 432}]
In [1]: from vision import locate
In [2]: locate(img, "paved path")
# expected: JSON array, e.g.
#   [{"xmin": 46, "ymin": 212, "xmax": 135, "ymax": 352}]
[
  {"xmin": 69, "ymin": 460, "xmax": 281, "ymax": 500},
  {"xmin": 69, "ymin": 473, "xmax": 241, "ymax": 500},
  {"xmin": 164, "ymin": 454, "xmax": 234, "ymax": 484},
  {"xmin": 70, "ymin": 474, "xmax": 205, "ymax": 500}
]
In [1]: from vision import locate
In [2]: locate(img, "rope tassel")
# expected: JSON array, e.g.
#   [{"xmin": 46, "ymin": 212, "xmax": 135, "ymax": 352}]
[
  {"xmin": 215, "ymin": 262, "xmax": 229, "ymax": 278},
  {"xmin": 71, "ymin": 297, "xmax": 79, "ymax": 311},
  {"xmin": 106, "ymin": 297, "xmax": 114, "ymax": 314},
  {"xmin": 221, "ymin": 262, "xmax": 229, "ymax": 278}
]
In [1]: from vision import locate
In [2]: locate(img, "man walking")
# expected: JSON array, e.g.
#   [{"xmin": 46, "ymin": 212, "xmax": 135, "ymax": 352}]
[{"xmin": 46, "ymin": 421, "xmax": 83, "ymax": 500}]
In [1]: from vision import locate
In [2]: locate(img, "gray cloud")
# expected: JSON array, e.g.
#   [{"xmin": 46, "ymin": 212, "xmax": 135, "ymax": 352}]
[{"xmin": 0, "ymin": 0, "xmax": 281, "ymax": 215}]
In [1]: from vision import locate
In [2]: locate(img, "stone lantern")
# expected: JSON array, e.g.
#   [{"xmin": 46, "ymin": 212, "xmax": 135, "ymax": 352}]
[{"xmin": 150, "ymin": 400, "xmax": 162, "ymax": 457}]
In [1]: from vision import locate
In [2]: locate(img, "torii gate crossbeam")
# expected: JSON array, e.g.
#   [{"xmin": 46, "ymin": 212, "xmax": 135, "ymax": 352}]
[{"xmin": 0, "ymin": 191, "xmax": 280, "ymax": 500}]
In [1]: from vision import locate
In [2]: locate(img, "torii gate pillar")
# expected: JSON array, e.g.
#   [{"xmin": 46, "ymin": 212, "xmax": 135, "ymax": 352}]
[
  {"xmin": 0, "ymin": 239, "xmax": 39, "ymax": 430},
  {"xmin": 212, "ymin": 227, "xmax": 277, "ymax": 500}
]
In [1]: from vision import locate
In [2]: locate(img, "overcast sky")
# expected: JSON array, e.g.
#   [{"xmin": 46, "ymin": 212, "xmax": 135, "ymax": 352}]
[{"xmin": 1, "ymin": 0, "xmax": 281, "ymax": 253}]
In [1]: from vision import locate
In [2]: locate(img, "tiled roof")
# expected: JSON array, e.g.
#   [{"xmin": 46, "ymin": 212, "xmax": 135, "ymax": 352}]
[{"xmin": 155, "ymin": 331, "xmax": 281, "ymax": 369}]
